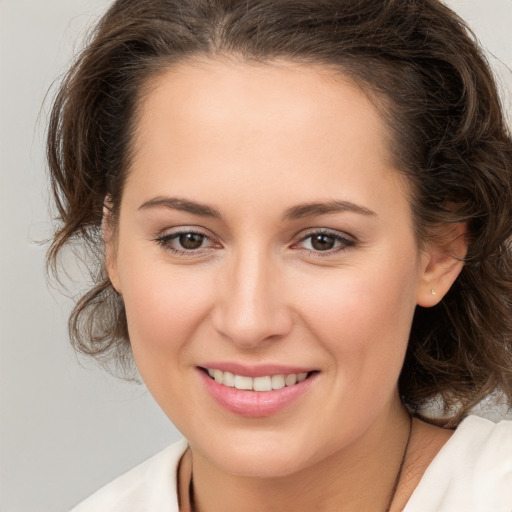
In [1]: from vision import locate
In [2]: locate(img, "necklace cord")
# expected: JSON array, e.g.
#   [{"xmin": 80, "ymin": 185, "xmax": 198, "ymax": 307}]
[{"xmin": 384, "ymin": 413, "xmax": 414, "ymax": 512}]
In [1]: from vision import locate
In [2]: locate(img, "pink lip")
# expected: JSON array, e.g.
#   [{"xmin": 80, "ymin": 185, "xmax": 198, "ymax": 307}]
[{"xmin": 198, "ymin": 367, "xmax": 318, "ymax": 418}]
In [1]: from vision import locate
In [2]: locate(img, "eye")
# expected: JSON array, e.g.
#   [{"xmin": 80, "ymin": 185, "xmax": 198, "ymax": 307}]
[
  {"xmin": 155, "ymin": 229, "xmax": 217, "ymax": 254},
  {"xmin": 296, "ymin": 230, "xmax": 355, "ymax": 254},
  {"xmin": 176, "ymin": 232, "xmax": 207, "ymax": 250}
]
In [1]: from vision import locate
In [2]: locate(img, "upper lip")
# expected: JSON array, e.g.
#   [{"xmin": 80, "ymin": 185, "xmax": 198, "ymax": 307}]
[{"xmin": 198, "ymin": 362, "xmax": 316, "ymax": 378}]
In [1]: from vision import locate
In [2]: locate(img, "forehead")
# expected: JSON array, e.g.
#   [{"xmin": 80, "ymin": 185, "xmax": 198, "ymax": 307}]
[
  {"xmin": 127, "ymin": 58, "xmax": 407, "ymax": 218},
  {"xmin": 133, "ymin": 59, "xmax": 392, "ymax": 158}
]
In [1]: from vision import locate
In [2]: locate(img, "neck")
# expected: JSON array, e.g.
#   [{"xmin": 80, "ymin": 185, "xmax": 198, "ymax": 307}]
[{"xmin": 179, "ymin": 401, "xmax": 412, "ymax": 512}]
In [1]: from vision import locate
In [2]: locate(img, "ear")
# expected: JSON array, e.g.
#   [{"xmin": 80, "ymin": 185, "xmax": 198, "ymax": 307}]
[
  {"xmin": 416, "ymin": 223, "xmax": 467, "ymax": 307},
  {"xmin": 102, "ymin": 199, "xmax": 122, "ymax": 294}
]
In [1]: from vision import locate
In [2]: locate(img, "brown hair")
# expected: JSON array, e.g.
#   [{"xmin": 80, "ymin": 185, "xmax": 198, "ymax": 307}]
[{"xmin": 47, "ymin": 0, "xmax": 512, "ymax": 425}]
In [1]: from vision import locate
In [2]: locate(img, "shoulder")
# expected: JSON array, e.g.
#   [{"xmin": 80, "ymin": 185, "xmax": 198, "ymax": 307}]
[
  {"xmin": 405, "ymin": 415, "xmax": 512, "ymax": 512},
  {"xmin": 69, "ymin": 439, "xmax": 188, "ymax": 512},
  {"xmin": 437, "ymin": 415, "xmax": 512, "ymax": 476}
]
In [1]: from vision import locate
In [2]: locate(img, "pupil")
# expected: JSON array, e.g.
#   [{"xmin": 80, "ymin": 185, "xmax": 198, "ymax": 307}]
[
  {"xmin": 311, "ymin": 234, "xmax": 335, "ymax": 251},
  {"xmin": 179, "ymin": 233, "xmax": 204, "ymax": 249}
]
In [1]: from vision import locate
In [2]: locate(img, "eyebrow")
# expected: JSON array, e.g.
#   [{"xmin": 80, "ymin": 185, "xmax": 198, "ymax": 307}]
[
  {"xmin": 138, "ymin": 196, "xmax": 376, "ymax": 220},
  {"xmin": 283, "ymin": 200, "xmax": 376, "ymax": 220},
  {"xmin": 138, "ymin": 196, "xmax": 222, "ymax": 218}
]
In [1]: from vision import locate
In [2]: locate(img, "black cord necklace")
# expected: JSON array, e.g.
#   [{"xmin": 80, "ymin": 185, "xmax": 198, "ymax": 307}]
[{"xmin": 384, "ymin": 413, "xmax": 414, "ymax": 512}]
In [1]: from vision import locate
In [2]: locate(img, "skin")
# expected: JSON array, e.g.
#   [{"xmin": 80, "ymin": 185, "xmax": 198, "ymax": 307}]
[{"xmin": 106, "ymin": 59, "xmax": 465, "ymax": 511}]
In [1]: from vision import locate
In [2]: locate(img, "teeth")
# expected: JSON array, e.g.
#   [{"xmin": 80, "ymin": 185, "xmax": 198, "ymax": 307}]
[
  {"xmin": 222, "ymin": 371, "xmax": 235, "ymax": 387},
  {"xmin": 253, "ymin": 376, "xmax": 272, "ymax": 392},
  {"xmin": 206, "ymin": 369, "xmax": 310, "ymax": 391},
  {"xmin": 271, "ymin": 374, "xmax": 285, "ymax": 389},
  {"xmin": 285, "ymin": 374, "xmax": 297, "ymax": 386},
  {"xmin": 234, "ymin": 375, "xmax": 252, "ymax": 390}
]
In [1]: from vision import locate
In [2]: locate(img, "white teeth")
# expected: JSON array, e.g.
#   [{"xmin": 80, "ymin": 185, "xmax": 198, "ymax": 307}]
[
  {"xmin": 222, "ymin": 371, "xmax": 235, "ymax": 387},
  {"xmin": 234, "ymin": 375, "xmax": 253, "ymax": 390},
  {"xmin": 271, "ymin": 374, "xmax": 286, "ymax": 390},
  {"xmin": 253, "ymin": 376, "xmax": 272, "ymax": 392},
  {"xmin": 285, "ymin": 374, "xmax": 297, "ymax": 386},
  {"xmin": 206, "ymin": 369, "xmax": 310, "ymax": 391}
]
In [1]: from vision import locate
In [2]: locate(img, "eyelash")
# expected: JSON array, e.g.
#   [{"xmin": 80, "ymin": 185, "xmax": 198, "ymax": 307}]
[{"xmin": 154, "ymin": 228, "xmax": 356, "ymax": 257}]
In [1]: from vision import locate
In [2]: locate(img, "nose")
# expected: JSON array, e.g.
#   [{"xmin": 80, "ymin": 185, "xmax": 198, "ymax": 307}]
[{"xmin": 211, "ymin": 247, "xmax": 293, "ymax": 349}]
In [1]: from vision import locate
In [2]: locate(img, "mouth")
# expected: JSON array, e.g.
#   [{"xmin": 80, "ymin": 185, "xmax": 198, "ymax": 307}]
[
  {"xmin": 198, "ymin": 364, "xmax": 319, "ymax": 417},
  {"xmin": 202, "ymin": 367, "xmax": 313, "ymax": 391}
]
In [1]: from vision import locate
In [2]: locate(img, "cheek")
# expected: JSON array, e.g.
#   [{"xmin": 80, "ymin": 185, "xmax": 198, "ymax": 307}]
[
  {"xmin": 117, "ymin": 253, "xmax": 215, "ymax": 371},
  {"xmin": 293, "ymin": 253, "xmax": 419, "ymax": 380}
]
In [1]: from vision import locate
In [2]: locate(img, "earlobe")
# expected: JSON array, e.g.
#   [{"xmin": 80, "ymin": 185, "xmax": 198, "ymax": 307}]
[
  {"xmin": 102, "ymin": 201, "xmax": 122, "ymax": 294},
  {"xmin": 416, "ymin": 223, "xmax": 467, "ymax": 307}
]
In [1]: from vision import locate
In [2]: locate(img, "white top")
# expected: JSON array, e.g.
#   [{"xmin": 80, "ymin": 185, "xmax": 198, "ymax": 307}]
[{"xmin": 70, "ymin": 415, "xmax": 512, "ymax": 512}]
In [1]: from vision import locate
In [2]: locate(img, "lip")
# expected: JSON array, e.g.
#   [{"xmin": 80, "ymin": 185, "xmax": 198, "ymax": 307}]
[{"xmin": 198, "ymin": 365, "xmax": 318, "ymax": 418}]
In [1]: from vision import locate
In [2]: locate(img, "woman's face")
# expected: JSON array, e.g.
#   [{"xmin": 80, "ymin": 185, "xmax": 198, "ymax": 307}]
[{"xmin": 108, "ymin": 60, "xmax": 435, "ymax": 477}]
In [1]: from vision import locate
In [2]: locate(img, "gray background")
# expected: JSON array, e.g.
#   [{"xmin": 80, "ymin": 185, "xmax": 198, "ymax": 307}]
[{"xmin": 1, "ymin": 1, "xmax": 511, "ymax": 510}]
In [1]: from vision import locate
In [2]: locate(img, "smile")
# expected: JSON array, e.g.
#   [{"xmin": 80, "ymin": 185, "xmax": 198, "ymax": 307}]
[
  {"xmin": 199, "ymin": 366, "xmax": 318, "ymax": 417},
  {"xmin": 206, "ymin": 368, "xmax": 309, "ymax": 391}
]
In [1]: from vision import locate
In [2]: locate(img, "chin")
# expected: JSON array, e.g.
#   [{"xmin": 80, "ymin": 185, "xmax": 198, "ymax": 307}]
[
  {"xmin": 193, "ymin": 432, "xmax": 321, "ymax": 478},
  {"xmin": 219, "ymin": 454, "xmax": 309, "ymax": 479}
]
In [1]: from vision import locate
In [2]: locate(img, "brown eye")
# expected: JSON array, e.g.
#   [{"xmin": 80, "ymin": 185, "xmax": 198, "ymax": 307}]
[
  {"xmin": 310, "ymin": 234, "xmax": 336, "ymax": 251},
  {"xmin": 297, "ymin": 230, "xmax": 355, "ymax": 254},
  {"xmin": 178, "ymin": 232, "xmax": 205, "ymax": 250},
  {"xmin": 155, "ymin": 229, "xmax": 217, "ymax": 255}
]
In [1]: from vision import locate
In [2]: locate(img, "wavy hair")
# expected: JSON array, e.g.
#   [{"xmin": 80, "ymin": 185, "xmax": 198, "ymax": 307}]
[{"xmin": 47, "ymin": 0, "xmax": 512, "ymax": 425}]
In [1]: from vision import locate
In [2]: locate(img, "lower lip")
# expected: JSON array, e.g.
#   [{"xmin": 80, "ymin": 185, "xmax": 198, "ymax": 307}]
[{"xmin": 199, "ymin": 370, "xmax": 317, "ymax": 417}]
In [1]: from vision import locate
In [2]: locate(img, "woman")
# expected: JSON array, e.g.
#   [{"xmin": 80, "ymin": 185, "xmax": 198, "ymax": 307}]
[{"xmin": 47, "ymin": 0, "xmax": 512, "ymax": 510}]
